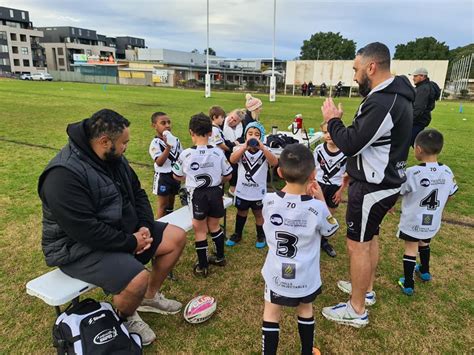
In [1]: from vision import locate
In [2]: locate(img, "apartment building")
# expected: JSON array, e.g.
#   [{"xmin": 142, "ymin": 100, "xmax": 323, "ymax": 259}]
[{"xmin": 0, "ymin": 6, "xmax": 45, "ymax": 74}]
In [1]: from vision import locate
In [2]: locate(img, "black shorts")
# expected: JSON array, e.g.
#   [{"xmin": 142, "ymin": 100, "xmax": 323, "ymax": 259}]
[
  {"xmin": 235, "ymin": 196, "xmax": 263, "ymax": 211},
  {"xmin": 60, "ymin": 221, "xmax": 167, "ymax": 295},
  {"xmin": 264, "ymin": 284, "xmax": 322, "ymax": 307},
  {"xmin": 153, "ymin": 172, "xmax": 180, "ymax": 196},
  {"xmin": 191, "ymin": 186, "xmax": 225, "ymax": 220},
  {"xmin": 346, "ymin": 180, "xmax": 400, "ymax": 242},
  {"xmin": 397, "ymin": 230, "xmax": 432, "ymax": 243},
  {"xmin": 318, "ymin": 182, "xmax": 340, "ymax": 209}
]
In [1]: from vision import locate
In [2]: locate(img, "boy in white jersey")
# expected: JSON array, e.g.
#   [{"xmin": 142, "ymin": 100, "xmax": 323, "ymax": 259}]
[
  {"xmin": 149, "ymin": 112, "xmax": 183, "ymax": 219},
  {"xmin": 172, "ymin": 113, "xmax": 233, "ymax": 277},
  {"xmin": 314, "ymin": 121, "xmax": 348, "ymax": 257},
  {"xmin": 227, "ymin": 122, "xmax": 278, "ymax": 248},
  {"xmin": 208, "ymin": 106, "xmax": 229, "ymax": 153},
  {"xmin": 261, "ymin": 144, "xmax": 339, "ymax": 355},
  {"xmin": 397, "ymin": 129, "xmax": 458, "ymax": 295}
]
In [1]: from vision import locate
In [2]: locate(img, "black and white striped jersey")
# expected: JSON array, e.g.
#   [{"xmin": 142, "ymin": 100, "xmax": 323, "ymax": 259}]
[
  {"xmin": 235, "ymin": 149, "xmax": 269, "ymax": 201},
  {"xmin": 149, "ymin": 136, "xmax": 182, "ymax": 173},
  {"xmin": 328, "ymin": 76, "xmax": 415, "ymax": 188},
  {"xmin": 398, "ymin": 162, "xmax": 458, "ymax": 240},
  {"xmin": 314, "ymin": 143, "xmax": 347, "ymax": 186}
]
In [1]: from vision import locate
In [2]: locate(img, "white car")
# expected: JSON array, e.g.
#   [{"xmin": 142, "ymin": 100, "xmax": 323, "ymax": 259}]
[
  {"xmin": 31, "ymin": 72, "xmax": 53, "ymax": 81},
  {"xmin": 20, "ymin": 73, "xmax": 32, "ymax": 80}
]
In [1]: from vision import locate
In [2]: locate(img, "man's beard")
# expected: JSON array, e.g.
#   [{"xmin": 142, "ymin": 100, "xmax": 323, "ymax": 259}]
[
  {"xmin": 104, "ymin": 144, "xmax": 122, "ymax": 163},
  {"xmin": 358, "ymin": 74, "xmax": 372, "ymax": 97}
]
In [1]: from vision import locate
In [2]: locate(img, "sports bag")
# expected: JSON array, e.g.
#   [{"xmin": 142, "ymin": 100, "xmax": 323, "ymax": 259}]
[
  {"xmin": 52, "ymin": 298, "xmax": 142, "ymax": 355},
  {"xmin": 266, "ymin": 134, "xmax": 299, "ymax": 148}
]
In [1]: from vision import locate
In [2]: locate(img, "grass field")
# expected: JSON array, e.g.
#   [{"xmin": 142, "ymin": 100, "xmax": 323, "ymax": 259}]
[{"xmin": 0, "ymin": 79, "xmax": 473, "ymax": 354}]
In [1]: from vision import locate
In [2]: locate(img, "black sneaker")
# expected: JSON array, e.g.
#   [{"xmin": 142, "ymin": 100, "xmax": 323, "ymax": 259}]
[
  {"xmin": 208, "ymin": 253, "xmax": 227, "ymax": 267},
  {"xmin": 225, "ymin": 233, "xmax": 242, "ymax": 247},
  {"xmin": 193, "ymin": 262, "xmax": 209, "ymax": 277},
  {"xmin": 322, "ymin": 241, "xmax": 337, "ymax": 257}
]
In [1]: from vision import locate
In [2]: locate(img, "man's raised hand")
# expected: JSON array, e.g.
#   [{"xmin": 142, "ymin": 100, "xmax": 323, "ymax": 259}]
[{"xmin": 321, "ymin": 98, "xmax": 343, "ymax": 123}]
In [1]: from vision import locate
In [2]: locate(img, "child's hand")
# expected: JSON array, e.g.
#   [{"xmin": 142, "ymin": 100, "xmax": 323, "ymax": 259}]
[
  {"xmin": 333, "ymin": 189, "xmax": 343, "ymax": 204},
  {"xmin": 307, "ymin": 180, "xmax": 324, "ymax": 201}
]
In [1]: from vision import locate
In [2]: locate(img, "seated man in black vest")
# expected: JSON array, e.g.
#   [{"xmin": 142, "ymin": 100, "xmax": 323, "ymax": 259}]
[{"xmin": 38, "ymin": 109, "xmax": 187, "ymax": 346}]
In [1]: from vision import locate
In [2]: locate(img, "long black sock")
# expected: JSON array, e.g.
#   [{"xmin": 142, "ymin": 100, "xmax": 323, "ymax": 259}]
[
  {"xmin": 262, "ymin": 321, "xmax": 279, "ymax": 355},
  {"xmin": 256, "ymin": 224, "xmax": 265, "ymax": 238},
  {"xmin": 235, "ymin": 214, "xmax": 247, "ymax": 237},
  {"xmin": 419, "ymin": 245, "xmax": 430, "ymax": 274},
  {"xmin": 403, "ymin": 255, "xmax": 416, "ymax": 289},
  {"xmin": 321, "ymin": 237, "xmax": 329, "ymax": 248},
  {"xmin": 195, "ymin": 240, "xmax": 208, "ymax": 268},
  {"xmin": 210, "ymin": 229, "xmax": 225, "ymax": 259},
  {"xmin": 298, "ymin": 316, "xmax": 314, "ymax": 355}
]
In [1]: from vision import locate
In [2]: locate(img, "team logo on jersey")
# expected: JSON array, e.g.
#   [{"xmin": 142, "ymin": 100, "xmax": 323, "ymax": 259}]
[
  {"xmin": 326, "ymin": 215, "xmax": 337, "ymax": 225},
  {"xmin": 422, "ymin": 214, "xmax": 433, "ymax": 226},
  {"xmin": 270, "ymin": 214, "xmax": 283, "ymax": 226},
  {"xmin": 282, "ymin": 263, "xmax": 296, "ymax": 279},
  {"xmin": 190, "ymin": 162, "xmax": 200, "ymax": 171},
  {"xmin": 420, "ymin": 178, "xmax": 430, "ymax": 187}
]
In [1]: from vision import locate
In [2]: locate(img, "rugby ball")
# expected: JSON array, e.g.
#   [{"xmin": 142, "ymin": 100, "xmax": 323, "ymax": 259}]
[{"xmin": 183, "ymin": 295, "xmax": 217, "ymax": 324}]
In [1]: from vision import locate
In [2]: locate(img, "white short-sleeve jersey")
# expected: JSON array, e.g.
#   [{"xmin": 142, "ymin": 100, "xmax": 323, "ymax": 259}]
[
  {"xmin": 209, "ymin": 125, "xmax": 224, "ymax": 146},
  {"xmin": 398, "ymin": 162, "xmax": 458, "ymax": 240},
  {"xmin": 172, "ymin": 145, "xmax": 233, "ymax": 189},
  {"xmin": 149, "ymin": 136, "xmax": 182, "ymax": 173},
  {"xmin": 313, "ymin": 143, "xmax": 347, "ymax": 186},
  {"xmin": 235, "ymin": 148, "xmax": 269, "ymax": 201},
  {"xmin": 261, "ymin": 191, "xmax": 339, "ymax": 298}
]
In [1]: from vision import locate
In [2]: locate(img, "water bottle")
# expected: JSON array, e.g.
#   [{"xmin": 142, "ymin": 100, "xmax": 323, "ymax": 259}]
[{"xmin": 163, "ymin": 130, "xmax": 177, "ymax": 146}]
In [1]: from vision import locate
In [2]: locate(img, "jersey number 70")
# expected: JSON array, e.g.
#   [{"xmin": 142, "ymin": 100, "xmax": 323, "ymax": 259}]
[{"xmin": 275, "ymin": 232, "xmax": 299, "ymax": 258}]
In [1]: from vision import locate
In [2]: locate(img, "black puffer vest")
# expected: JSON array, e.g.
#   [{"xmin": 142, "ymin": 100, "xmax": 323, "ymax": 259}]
[{"xmin": 38, "ymin": 141, "xmax": 133, "ymax": 266}]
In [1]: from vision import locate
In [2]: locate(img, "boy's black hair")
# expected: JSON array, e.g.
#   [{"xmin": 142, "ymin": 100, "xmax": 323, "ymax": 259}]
[
  {"xmin": 151, "ymin": 111, "xmax": 168, "ymax": 124},
  {"xmin": 189, "ymin": 112, "xmax": 212, "ymax": 136},
  {"xmin": 87, "ymin": 109, "xmax": 130, "ymax": 140},
  {"xmin": 415, "ymin": 129, "xmax": 444, "ymax": 155},
  {"xmin": 209, "ymin": 106, "xmax": 225, "ymax": 120},
  {"xmin": 357, "ymin": 42, "xmax": 391, "ymax": 70},
  {"xmin": 279, "ymin": 144, "xmax": 315, "ymax": 184}
]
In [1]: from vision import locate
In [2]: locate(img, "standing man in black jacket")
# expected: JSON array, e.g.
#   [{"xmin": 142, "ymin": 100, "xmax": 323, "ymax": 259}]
[
  {"xmin": 319, "ymin": 43, "xmax": 415, "ymax": 328},
  {"xmin": 411, "ymin": 67, "xmax": 435, "ymax": 146},
  {"xmin": 38, "ymin": 109, "xmax": 187, "ymax": 345}
]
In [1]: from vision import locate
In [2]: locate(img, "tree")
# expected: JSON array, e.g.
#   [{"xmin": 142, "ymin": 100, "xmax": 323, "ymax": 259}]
[
  {"xmin": 299, "ymin": 32, "xmax": 356, "ymax": 60},
  {"xmin": 191, "ymin": 49, "xmax": 199, "ymax": 54},
  {"xmin": 394, "ymin": 37, "xmax": 449, "ymax": 60},
  {"xmin": 203, "ymin": 48, "xmax": 216, "ymax": 56}
]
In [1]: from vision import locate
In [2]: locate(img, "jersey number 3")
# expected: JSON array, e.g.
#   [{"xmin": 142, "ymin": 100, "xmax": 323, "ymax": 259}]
[
  {"xmin": 420, "ymin": 189, "xmax": 440, "ymax": 210},
  {"xmin": 275, "ymin": 232, "xmax": 298, "ymax": 258}
]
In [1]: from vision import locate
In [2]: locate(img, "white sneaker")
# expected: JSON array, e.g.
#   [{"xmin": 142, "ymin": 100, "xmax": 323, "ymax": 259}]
[
  {"xmin": 123, "ymin": 311, "xmax": 156, "ymax": 346},
  {"xmin": 321, "ymin": 301, "xmax": 369, "ymax": 328},
  {"xmin": 137, "ymin": 292, "xmax": 182, "ymax": 315},
  {"xmin": 337, "ymin": 280, "xmax": 376, "ymax": 306}
]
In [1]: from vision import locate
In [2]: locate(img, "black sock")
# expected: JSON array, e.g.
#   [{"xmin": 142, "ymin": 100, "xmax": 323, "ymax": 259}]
[
  {"xmin": 256, "ymin": 224, "xmax": 265, "ymax": 238},
  {"xmin": 403, "ymin": 255, "xmax": 416, "ymax": 289},
  {"xmin": 419, "ymin": 245, "xmax": 430, "ymax": 274},
  {"xmin": 321, "ymin": 237, "xmax": 329, "ymax": 248},
  {"xmin": 210, "ymin": 229, "xmax": 225, "ymax": 259},
  {"xmin": 195, "ymin": 240, "xmax": 208, "ymax": 268},
  {"xmin": 234, "ymin": 214, "xmax": 247, "ymax": 237},
  {"xmin": 298, "ymin": 316, "xmax": 314, "ymax": 355},
  {"xmin": 262, "ymin": 321, "xmax": 279, "ymax": 355}
]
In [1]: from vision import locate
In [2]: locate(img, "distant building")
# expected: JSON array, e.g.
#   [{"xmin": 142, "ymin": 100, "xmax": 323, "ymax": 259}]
[
  {"xmin": 0, "ymin": 6, "xmax": 45, "ymax": 74},
  {"xmin": 114, "ymin": 36, "xmax": 145, "ymax": 59}
]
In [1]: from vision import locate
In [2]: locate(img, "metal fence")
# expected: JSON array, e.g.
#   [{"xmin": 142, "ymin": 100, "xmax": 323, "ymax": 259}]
[{"xmin": 49, "ymin": 70, "xmax": 117, "ymax": 84}]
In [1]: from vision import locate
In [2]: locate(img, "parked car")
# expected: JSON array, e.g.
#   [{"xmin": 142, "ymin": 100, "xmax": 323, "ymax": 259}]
[
  {"xmin": 20, "ymin": 73, "xmax": 32, "ymax": 80},
  {"xmin": 31, "ymin": 72, "xmax": 53, "ymax": 81}
]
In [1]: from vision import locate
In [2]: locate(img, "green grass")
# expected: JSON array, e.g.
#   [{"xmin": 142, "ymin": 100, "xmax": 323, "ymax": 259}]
[{"xmin": 0, "ymin": 79, "xmax": 473, "ymax": 353}]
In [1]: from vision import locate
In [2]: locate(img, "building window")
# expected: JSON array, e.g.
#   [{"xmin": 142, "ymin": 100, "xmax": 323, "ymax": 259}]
[
  {"xmin": 0, "ymin": 31, "xmax": 6, "ymax": 40},
  {"xmin": 10, "ymin": 9, "xmax": 14, "ymax": 17},
  {"xmin": 21, "ymin": 47, "xmax": 29, "ymax": 55},
  {"xmin": 86, "ymin": 49, "xmax": 92, "ymax": 56},
  {"xmin": 20, "ymin": 34, "xmax": 27, "ymax": 42},
  {"xmin": 0, "ymin": 58, "xmax": 10, "ymax": 65},
  {"xmin": 0, "ymin": 45, "xmax": 8, "ymax": 53},
  {"xmin": 21, "ymin": 11, "xmax": 26, "ymax": 20},
  {"xmin": 78, "ymin": 29, "xmax": 82, "ymax": 36},
  {"xmin": 71, "ymin": 28, "xmax": 75, "ymax": 34},
  {"xmin": 23, "ymin": 59, "xmax": 30, "ymax": 67},
  {"xmin": 6, "ymin": 21, "xmax": 20, "ymax": 28},
  {"xmin": 14, "ymin": 59, "xmax": 20, "ymax": 66},
  {"xmin": 10, "ymin": 33, "xmax": 17, "ymax": 41},
  {"xmin": 58, "ymin": 58, "xmax": 65, "ymax": 66},
  {"xmin": 57, "ymin": 47, "xmax": 64, "ymax": 55},
  {"xmin": 87, "ymin": 30, "xmax": 90, "ymax": 36},
  {"xmin": 12, "ymin": 46, "xmax": 18, "ymax": 54}
]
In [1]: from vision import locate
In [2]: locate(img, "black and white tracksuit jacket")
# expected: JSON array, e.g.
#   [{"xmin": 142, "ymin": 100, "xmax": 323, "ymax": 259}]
[{"xmin": 328, "ymin": 76, "xmax": 415, "ymax": 188}]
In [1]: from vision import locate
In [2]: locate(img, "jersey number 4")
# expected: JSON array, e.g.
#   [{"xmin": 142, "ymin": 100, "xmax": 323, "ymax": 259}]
[
  {"xmin": 420, "ymin": 189, "xmax": 440, "ymax": 210},
  {"xmin": 275, "ymin": 232, "xmax": 298, "ymax": 258}
]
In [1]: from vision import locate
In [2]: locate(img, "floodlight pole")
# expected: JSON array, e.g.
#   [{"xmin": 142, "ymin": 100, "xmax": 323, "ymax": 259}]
[
  {"xmin": 205, "ymin": 0, "xmax": 211, "ymax": 98},
  {"xmin": 269, "ymin": 0, "xmax": 276, "ymax": 102}
]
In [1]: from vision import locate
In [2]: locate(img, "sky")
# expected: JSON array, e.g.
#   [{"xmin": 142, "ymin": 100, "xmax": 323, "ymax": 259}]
[{"xmin": 2, "ymin": 0, "xmax": 473, "ymax": 59}]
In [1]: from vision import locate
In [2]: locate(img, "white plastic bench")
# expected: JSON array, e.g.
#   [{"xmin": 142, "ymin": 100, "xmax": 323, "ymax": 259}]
[{"xmin": 26, "ymin": 197, "xmax": 233, "ymax": 315}]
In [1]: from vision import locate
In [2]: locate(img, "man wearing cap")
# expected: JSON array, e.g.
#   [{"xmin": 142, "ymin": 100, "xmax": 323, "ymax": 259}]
[{"xmin": 411, "ymin": 67, "xmax": 435, "ymax": 146}]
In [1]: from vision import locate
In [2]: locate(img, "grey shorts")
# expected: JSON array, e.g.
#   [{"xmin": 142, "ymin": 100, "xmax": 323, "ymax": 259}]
[{"xmin": 60, "ymin": 221, "xmax": 167, "ymax": 295}]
